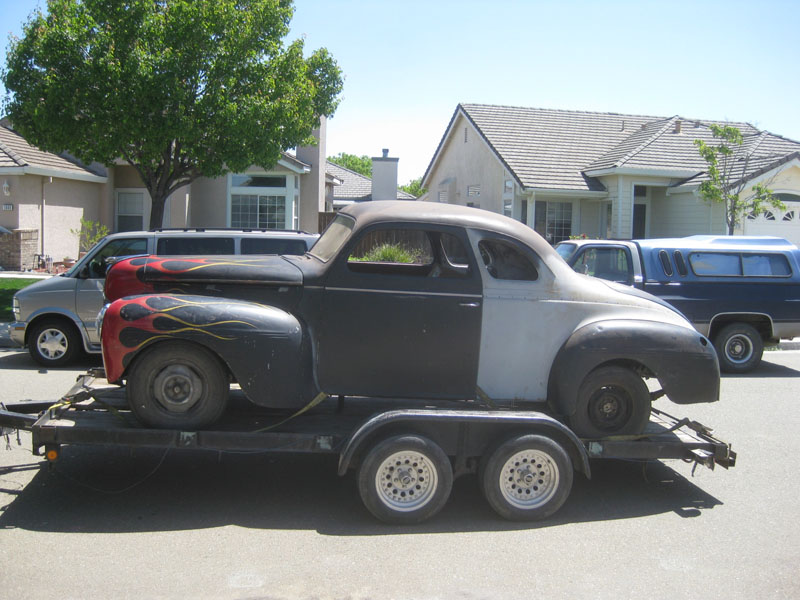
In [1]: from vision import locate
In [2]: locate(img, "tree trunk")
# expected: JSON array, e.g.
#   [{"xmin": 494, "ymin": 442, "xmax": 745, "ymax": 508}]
[{"xmin": 148, "ymin": 192, "xmax": 167, "ymax": 230}]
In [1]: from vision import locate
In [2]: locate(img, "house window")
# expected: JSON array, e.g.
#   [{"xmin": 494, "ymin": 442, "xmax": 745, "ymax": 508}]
[
  {"xmin": 116, "ymin": 191, "xmax": 146, "ymax": 232},
  {"xmin": 438, "ymin": 190, "xmax": 449, "ymax": 203},
  {"xmin": 229, "ymin": 173, "xmax": 292, "ymax": 229},
  {"xmin": 467, "ymin": 184, "xmax": 481, "ymax": 197},
  {"xmin": 503, "ymin": 199, "xmax": 512, "ymax": 218},
  {"xmin": 464, "ymin": 127, "xmax": 468, "ymax": 143},
  {"xmin": 534, "ymin": 201, "xmax": 573, "ymax": 244}
]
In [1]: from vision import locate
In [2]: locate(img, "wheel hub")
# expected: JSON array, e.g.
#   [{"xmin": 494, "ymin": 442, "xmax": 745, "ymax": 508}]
[
  {"xmin": 725, "ymin": 335, "xmax": 753, "ymax": 363},
  {"xmin": 588, "ymin": 385, "xmax": 630, "ymax": 431},
  {"xmin": 374, "ymin": 451, "xmax": 438, "ymax": 512},
  {"xmin": 499, "ymin": 450, "xmax": 559, "ymax": 509},
  {"xmin": 153, "ymin": 365, "xmax": 203, "ymax": 413},
  {"xmin": 37, "ymin": 329, "xmax": 67, "ymax": 359}
]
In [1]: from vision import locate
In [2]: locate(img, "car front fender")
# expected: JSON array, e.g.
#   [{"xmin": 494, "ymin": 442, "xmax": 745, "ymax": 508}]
[
  {"xmin": 547, "ymin": 319, "xmax": 720, "ymax": 417},
  {"xmin": 101, "ymin": 294, "xmax": 311, "ymax": 408}
]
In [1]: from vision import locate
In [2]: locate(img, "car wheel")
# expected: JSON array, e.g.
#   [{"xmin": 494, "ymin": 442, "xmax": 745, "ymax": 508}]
[
  {"xmin": 713, "ymin": 323, "xmax": 763, "ymax": 373},
  {"xmin": 28, "ymin": 318, "xmax": 82, "ymax": 367},
  {"xmin": 481, "ymin": 434, "xmax": 573, "ymax": 521},
  {"xmin": 127, "ymin": 341, "xmax": 228, "ymax": 430},
  {"xmin": 568, "ymin": 366, "xmax": 651, "ymax": 438},
  {"xmin": 357, "ymin": 435, "xmax": 453, "ymax": 524}
]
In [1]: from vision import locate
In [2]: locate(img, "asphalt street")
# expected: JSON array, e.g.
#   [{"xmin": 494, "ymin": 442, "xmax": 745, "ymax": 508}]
[{"xmin": 0, "ymin": 346, "xmax": 799, "ymax": 600}]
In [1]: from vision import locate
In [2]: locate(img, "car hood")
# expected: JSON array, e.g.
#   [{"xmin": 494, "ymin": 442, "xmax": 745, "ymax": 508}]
[
  {"xmin": 105, "ymin": 255, "xmax": 304, "ymax": 302},
  {"xmin": 13, "ymin": 274, "xmax": 72, "ymax": 299}
]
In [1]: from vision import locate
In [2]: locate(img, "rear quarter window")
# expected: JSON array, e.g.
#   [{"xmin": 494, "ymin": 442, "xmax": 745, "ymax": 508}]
[
  {"xmin": 241, "ymin": 238, "xmax": 308, "ymax": 255},
  {"xmin": 157, "ymin": 237, "xmax": 235, "ymax": 255},
  {"xmin": 689, "ymin": 252, "xmax": 792, "ymax": 277}
]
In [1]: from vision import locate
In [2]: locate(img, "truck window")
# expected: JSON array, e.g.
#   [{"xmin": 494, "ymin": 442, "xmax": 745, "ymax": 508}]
[
  {"xmin": 741, "ymin": 253, "xmax": 791, "ymax": 277},
  {"xmin": 689, "ymin": 252, "xmax": 741, "ymax": 276},
  {"xmin": 572, "ymin": 247, "xmax": 631, "ymax": 283}
]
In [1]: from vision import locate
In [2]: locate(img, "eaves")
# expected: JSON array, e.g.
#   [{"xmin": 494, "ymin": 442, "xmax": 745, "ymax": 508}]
[
  {"xmin": 582, "ymin": 166, "xmax": 700, "ymax": 179},
  {"xmin": 0, "ymin": 165, "xmax": 108, "ymax": 183}
]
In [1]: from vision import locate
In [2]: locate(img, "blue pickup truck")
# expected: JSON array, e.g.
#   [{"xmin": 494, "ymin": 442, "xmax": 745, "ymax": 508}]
[{"xmin": 556, "ymin": 236, "xmax": 800, "ymax": 373}]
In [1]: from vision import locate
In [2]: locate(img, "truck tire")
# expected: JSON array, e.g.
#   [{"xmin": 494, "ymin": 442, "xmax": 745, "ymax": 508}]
[
  {"xmin": 568, "ymin": 366, "xmax": 651, "ymax": 438},
  {"xmin": 357, "ymin": 435, "xmax": 453, "ymax": 524},
  {"xmin": 481, "ymin": 434, "xmax": 573, "ymax": 521},
  {"xmin": 127, "ymin": 341, "xmax": 228, "ymax": 430},
  {"xmin": 28, "ymin": 318, "xmax": 82, "ymax": 367},
  {"xmin": 713, "ymin": 323, "xmax": 763, "ymax": 373}
]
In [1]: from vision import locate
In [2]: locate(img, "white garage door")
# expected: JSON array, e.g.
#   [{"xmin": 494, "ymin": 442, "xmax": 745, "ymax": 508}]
[{"xmin": 743, "ymin": 197, "xmax": 800, "ymax": 247}]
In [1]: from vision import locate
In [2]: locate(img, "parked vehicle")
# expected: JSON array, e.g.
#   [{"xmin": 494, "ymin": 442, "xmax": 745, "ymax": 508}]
[
  {"xmin": 99, "ymin": 201, "xmax": 719, "ymax": 438},
  {"xmin": 555, "ymin": 235, "xmax": 800, "ymax": 373},
  {"xmin": 8, "ymin": 228, "xmax": 318, "ymax": 366}
]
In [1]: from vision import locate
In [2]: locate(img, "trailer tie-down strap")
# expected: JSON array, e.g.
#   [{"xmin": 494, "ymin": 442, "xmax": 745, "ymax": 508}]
[
  {"xmin": 251, "ymin": 391, "xmax": 329, "ymax": 433},
  {"xmin": 46, "ymin": 377, "xmax": 127, "ymax": 422}
]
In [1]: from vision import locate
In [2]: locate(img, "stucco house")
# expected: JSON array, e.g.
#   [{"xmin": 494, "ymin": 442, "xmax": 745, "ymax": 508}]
[
  {"xmin": 421, "ymin": 104, "xmax": 800, "ymax": 246},
  {"xmin": 0, "ymin": 117, "xmax": 409, "ymax": 270}
]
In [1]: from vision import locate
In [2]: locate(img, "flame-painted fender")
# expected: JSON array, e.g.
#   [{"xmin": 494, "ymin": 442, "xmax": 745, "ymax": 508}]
[
  {"xmin": 101, "ymin": 294, "xmax": 312, "ymax": 409},
  {"xmin": 547, "ymin": 319, "xmax": 720, "ymax": 417}
]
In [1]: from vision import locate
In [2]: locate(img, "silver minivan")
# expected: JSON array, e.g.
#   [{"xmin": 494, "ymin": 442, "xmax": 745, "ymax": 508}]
[{"xmin": 8, "ymin": 229, "xmax": 318, "ymax": 366}]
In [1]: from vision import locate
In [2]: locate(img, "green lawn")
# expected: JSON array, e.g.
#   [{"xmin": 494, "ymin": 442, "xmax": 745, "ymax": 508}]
[{"xmin": 0, "ymin": 278, "xmax": 39, "ymax": 321}]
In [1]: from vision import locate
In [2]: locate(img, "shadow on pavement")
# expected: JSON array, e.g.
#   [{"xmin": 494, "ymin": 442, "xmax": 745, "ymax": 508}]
[
  {"xmin": 723, "ymin": 356, "xmax": 800, "ymax": 378},
  {"xmin": 0, "ymin": 349, "xmax": 101, "ymax": 371},
  {"xmin": 0, "ymin": 445, "xmax": 722, "ymax": 535}
]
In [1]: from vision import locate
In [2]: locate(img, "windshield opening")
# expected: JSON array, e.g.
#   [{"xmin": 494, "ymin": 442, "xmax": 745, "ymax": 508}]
[
  {"xmin": 555, "ymin": 242, "xmax": 577, "ymax": 261},
  {"xmin": 309, "ymin": 214, "xmax": 356, "ymax": 262}
]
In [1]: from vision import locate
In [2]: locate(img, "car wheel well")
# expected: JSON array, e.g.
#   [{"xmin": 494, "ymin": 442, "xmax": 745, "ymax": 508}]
[
  {"xmin": 124, "ymin": 339, "xmax": 232, "ymax": 382},
  {"xmin": 709, "ymin": 315, "xmax": 772, "ymax": 342},
  {"xmin": 590, "ymin": 358, "xmax": 653, "ymax": 379},
  {"xmin": 25, "ymin": 314, "xmax": 81, "ymax": 346}
]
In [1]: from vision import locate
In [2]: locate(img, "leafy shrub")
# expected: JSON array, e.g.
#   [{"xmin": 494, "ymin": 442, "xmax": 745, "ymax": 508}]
[{"xmin": 352, "ymin": 243, "xmax": 421, "ymax": 263}]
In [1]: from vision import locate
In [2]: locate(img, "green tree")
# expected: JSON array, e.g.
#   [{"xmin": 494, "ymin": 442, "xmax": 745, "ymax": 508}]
[
  {"xmin": 399, "ymin": 177, "xmax": 426, "ymax": 198},
  {"xmin": 2, "ymin": 0, "xmax": 343, "ymax": 229},
  {"xmin": 694, "ymin": 124, "xmax": 783, "ymax": 235},
  {"xmin": 328, "ymin": 152, "xmax": 372, "ymax": 177}
]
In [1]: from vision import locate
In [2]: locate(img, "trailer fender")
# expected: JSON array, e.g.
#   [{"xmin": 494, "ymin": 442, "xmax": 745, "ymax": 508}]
[
  {"xmin": 547, "ymin": 319, "xmax": 720, "ymax": 417},
  {"xmin": 101, "ymin": 294, "xmax": 312, "ymax": 408},
  {"xmin": 337, "ymin": 409, "xmax": 591, "ymax": 478}
]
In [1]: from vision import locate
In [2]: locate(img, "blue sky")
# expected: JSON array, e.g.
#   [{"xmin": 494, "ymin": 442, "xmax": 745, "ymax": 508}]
[{"xmin": 2, "ymin": 0, "xmax": 799, "ymax": 184}]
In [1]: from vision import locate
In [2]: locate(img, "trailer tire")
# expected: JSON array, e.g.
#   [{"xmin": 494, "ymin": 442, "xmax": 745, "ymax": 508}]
[
  {"xmin": 481, "ymin": 434, "xmax": 573, "ymax": 521},
  {"xmin": 357, "ymin": 435, "xmax": 453, "ymax": 524},
  {"xmin": 127, "ymin": 341, "xmax": 228, "ymax": 430},
  {"xmin": 568, "ymin": 366, "xmax": 651, "ymax": 438},
  {"xmin": 713, "ymin": 323, "xmax": 763, "ymax": 373}
]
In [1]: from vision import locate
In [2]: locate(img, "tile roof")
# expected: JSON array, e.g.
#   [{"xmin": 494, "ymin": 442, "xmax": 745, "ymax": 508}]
[
  {"xmin": 0, "ymin": 123, "xmax": 106, "ymax": 180},
  {"xmin": 325, "ymin": 160, "xmax": 415, "ymax": 202},
  {"xmin": 434, "ymin": 104, "xmax": 800, "ymax": 193}
]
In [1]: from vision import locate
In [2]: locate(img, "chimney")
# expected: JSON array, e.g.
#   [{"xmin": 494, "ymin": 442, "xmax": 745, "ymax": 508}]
[
  {"xmin": 296, "ymin": 117, "xmax": 327, "ymax": 232},
  {"xmin": 674, "ymin": 119, "xmax": 682, "ymax": 134},
  {"xmin": 371, "ymin": 148, "xmax": 399, "ymax": 201}
]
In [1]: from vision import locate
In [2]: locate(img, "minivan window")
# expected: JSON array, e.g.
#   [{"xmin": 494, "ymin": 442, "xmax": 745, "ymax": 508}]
[
  {"xmin": 241, "ymin": 238, "xmax": 308, "ymax": 255},
  {"xmin": 157, "ymin": 237, "xmax": 235, "ymax": 255},
  {"xmin": 88, "ymin": 237, "xmax": 148, "ymax": 278}
]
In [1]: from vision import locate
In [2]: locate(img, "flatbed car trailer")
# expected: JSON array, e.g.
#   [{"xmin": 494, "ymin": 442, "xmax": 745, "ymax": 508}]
[{"xmin": 0, "ymin": 371, "xmax": 736, "ymax": 524}]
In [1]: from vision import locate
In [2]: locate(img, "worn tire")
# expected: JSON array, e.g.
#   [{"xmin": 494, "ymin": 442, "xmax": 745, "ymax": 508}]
[
  {"xmin": 568, "ymin": 366, "xmax": 651, "ymax": 438},
  {"xmin": 127, "ymin": 341, "xmax": 228, "ymax": 430},
  {"xmin": 713, "ymin": 323, "xmax": 763, "ymax": 373},
  {"xmin": 481, "ymin": 434, "xmax": 573, "ymax": 521},
  {"xmin": 28, "ymin": 318, "xmax": 82, "ymax": 367},
  {"xmin": 358, "ymin": 435, "xmax": 453, "ymax": 524}
]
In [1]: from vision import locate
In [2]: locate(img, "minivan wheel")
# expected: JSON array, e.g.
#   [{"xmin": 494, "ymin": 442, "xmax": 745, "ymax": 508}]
[
  {"xmin": 28, "ymin": 319, "xmax": 81, "ymax": 367},
  {"xmin": 713, "ymin": 323, "xmax": 763, "ymax": 373},
  {"xmin": 568, "ymin": 366, "xmax": 651, "ymax": 438}
]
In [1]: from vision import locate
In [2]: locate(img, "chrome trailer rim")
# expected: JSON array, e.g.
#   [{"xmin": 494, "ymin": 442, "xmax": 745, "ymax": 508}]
[
  {"xmin": 373, "ymin": 450, "xmax": 439, "ymax": 512},
  {"xmin": 498, "ymin": 449, "xmax": 560, "ymax": 509}
]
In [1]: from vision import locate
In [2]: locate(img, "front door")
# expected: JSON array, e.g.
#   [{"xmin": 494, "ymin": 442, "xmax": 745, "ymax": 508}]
[
  {"xmin": 315, "ymin": 225, "xmax": 483, "ymax": 399},
  {"xmin": 633, "ymin": 204, "xmax": 647, "ymax": 238}
]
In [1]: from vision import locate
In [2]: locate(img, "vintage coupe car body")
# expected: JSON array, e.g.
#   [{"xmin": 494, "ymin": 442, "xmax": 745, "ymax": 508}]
[{"xmin": 100, "ymin": 201, "xmax": 720, "ymax": 437}]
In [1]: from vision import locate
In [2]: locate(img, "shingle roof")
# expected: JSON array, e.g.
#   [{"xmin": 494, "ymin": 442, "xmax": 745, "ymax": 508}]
[
  {"xmin": 429, "ymin": 104, "xmax": 800, "ymax": 193},
  {"xmin": 326, "ymin": 161, "xmax": 416, "ymax": 202},
  {"xmin": 0, "ymin": 123, "xmax": 106, "ymax": 179}
]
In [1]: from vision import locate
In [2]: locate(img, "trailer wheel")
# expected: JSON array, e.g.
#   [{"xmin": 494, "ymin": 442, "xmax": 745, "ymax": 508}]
[
  {"xmin": 713, "ymin": 323, "xmax": 763, "ymax": 373},
  {"xmin": 357, "ymin": 435, "xmax": 453, "ymax": 524},
  {"xmin": 127, "ymin": 341, "xmax": 228, "ymax": 430},
  {"xmin": 568, "ymin": 366, "xmax": 651, "ymax": 438},
  {"xmin": 481, "ymin": 434, "xmax": 573, "ymax": 521}
]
